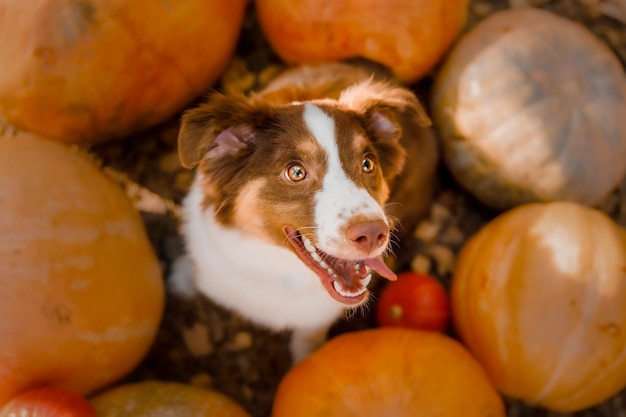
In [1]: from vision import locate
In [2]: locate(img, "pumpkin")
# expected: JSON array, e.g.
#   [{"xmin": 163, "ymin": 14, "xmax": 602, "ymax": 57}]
[
  {"xmin": 89, "ymin": 380, "xmax": 251, "ymax": 417},
  {"xmin": 431, "ymin": 8, "xmax": 626, "ymax": 211},
  {"xmin": 255, "ymin": 0, "xmax": 469, "ymax": 84},
  {"xmin": 0, "ymin": 132, "xmax": 164, "ymax": 406},
  {"xmin": 451, "ymin": 201, "xmax": 626, "ymax": 412},
  {"xmin": 272, "ymin": 328, "xmax": 505, "ymax": 417},
  {"xmin": 0, "ymin": 0, "xmax": 247, "ymax": 144}
]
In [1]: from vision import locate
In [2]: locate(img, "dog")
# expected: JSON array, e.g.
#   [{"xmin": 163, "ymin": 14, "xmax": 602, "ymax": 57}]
[{"xmin": 169, "ymin": 62, "xmax": 438, "ymax": 362}]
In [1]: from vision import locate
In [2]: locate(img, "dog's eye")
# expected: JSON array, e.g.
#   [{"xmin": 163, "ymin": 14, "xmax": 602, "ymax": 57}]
[
  {"xmin": 362, "ymin": 155, "xmax": 376, "ymax": 173},
  {"xmin": 286, "ymin": 163, "xmax": 307, "ymax": 182}
]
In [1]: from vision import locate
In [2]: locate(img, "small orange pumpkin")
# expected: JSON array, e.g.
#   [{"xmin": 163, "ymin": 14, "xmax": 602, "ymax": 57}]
[
  {"xmin": 431, "ymin": 8, "xmax": 626, "ymax": 210},
  {"xmin": 0, "ymin": 132, "xmax": 164, "ymax": 406},
  {"xmin": 272, "ymin": 328, "xmax": 505, "ymax": 417},
  {"xmin": 0, "ymin": 0, "xmax": 247, "ymax": 144},
  {"xmin": 90, "ymin": 381, "xmax": 251, "ymax": 417},
  {"xmin": 256, "ymin": 0, "xmax": 469, "ymax": 83},
  {"xmin": 452, "ymin": 202, "xmax": 626, "ymax": 412}
]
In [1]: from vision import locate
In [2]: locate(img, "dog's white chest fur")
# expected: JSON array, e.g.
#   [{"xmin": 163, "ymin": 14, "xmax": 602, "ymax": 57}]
[{"xmin": 178, "ymin": 178, "xmax": 346, "ymax": 330}]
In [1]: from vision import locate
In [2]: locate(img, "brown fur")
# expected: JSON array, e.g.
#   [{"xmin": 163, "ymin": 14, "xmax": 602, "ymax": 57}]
[{"xmin": 178, "ymin": 62, "xmax": 438, "ymax": 246}]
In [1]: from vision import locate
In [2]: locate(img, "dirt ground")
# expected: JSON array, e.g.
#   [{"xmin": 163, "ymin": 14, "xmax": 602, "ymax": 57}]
[{"xmin": 90, "ymin": 1, "xmax": 626, "ymax": 416}]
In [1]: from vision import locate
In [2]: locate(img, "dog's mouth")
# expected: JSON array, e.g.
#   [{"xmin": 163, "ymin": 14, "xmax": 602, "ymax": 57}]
[{"xmin": 284, "ymin": 227, "xmax": 397, "ymax": 305}]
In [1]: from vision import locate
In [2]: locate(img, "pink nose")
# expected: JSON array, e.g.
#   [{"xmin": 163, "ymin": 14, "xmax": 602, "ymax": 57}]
[{"xmin": 347, "ymin": 220, "xmax": 389, "ymax": 253}]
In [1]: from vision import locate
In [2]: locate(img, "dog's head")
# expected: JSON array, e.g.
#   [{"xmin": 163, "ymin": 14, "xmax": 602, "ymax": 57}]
[{"xmin": 178, "ymin": 80, "xmax": 430, "ymax": 305}]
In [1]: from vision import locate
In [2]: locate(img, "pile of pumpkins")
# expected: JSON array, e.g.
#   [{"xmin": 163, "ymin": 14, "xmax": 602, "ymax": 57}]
[{"xmin": 1, "ymin": 0, "xmax": 626, "ymax": 416}]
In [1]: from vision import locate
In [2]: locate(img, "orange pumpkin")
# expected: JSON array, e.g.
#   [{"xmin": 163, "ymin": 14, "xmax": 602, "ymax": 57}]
[
  {"xmin": 90, "ymin": 381, "xmax": 251, "ymax": 417},
  {"xmin": 272, "ymin": 328, "xmax": 505, "ymax": 417},
  {"xmin": 256, "ymin": 0, "xmax": 469, "ymax": 83},
  {"xmin": 0, "ymin": 132, "xmax": 164, "ymax": 406},
  {"xmin": 0, "ymin": 0, "xmax": 247, "ymax": 144},
  {"xmin": 452, "ymin": 202, "xmax": 626, "ymax": 412},
  {"xmin": 431, "ymin": 8, "xmax": 626, "ymax": 210}
]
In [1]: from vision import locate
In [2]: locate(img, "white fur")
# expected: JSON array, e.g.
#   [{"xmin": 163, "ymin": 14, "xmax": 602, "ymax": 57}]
[
  {"xmin": 172, "ymin": 175, "xmax": 346, "ymax": 361},
  {"xmin": 303, "ymin": 104, "xmax": 388, "ymax": 258}
]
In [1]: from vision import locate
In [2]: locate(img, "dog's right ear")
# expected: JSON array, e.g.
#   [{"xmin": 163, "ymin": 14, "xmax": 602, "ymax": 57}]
[{"xmin": 178, "ymin": 93, "xmax": 271, "ymax": 168}]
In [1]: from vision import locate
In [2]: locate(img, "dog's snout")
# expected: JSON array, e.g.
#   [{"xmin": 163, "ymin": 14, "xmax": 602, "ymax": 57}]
[{"xmin": 347, "ymin": 220, "xmax": 388, "ymax": 254}]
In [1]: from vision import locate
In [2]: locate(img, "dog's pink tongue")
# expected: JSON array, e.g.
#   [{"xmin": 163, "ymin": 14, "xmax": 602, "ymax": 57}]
[{"xmin": 363, "ymin": 256, "xmax": 397, "ymax": 281}]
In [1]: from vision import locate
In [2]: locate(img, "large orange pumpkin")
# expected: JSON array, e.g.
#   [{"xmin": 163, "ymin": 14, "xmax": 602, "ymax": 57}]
[
  {"xmin": 272, "ymin": 328, "xmax": 505, "ymax": 417},
  {"xmin": 0, "ymin": 132, "xmax": 164, "ymax": 406},
  {"xmin": 452, "ymin": 202, "xmax": 626, "ymax": 412},
  {"xmin": 90, "ymin": 381, "xmax": 251, "ymax": 417},
  {"xmin": 431, "ymin": 8, "xmax": 626, "ymax": 210},
  {"xmin": 0, "ymin": 0, "xmax": 247, "ymax": 144},
  {"xmin": 256, "ymin": 0, "xmax": 469, "ymax": 83}
]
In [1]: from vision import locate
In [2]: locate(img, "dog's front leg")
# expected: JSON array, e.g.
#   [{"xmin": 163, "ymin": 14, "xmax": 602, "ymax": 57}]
[{"xmin": 290, "ymin": 325, "xmax": 332, "ymax": 364}]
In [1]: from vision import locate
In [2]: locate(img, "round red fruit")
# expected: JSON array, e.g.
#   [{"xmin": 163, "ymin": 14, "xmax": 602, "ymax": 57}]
[
  {"xmin": 0, "ymin": 387, "xmax": 97, "ymax": 417},
  {"xmin": 376, "ymin": 272, "xmax": 449, "ymax": 332}
]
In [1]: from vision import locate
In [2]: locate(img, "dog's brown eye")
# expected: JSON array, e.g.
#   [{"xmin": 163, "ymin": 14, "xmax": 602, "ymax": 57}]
[
  {"xmin": 362, "ymin": 155, "xmax": 375, "ymax": 173},
  {"xmin": 286, "ymin": 163, "xmax": 307, "ymax": 182}
]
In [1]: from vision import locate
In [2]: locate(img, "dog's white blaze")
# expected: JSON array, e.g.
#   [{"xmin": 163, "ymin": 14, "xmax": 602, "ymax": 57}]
[{"xmin": 302, "ymin": 104, "xmax": 386, "ymax": 256}]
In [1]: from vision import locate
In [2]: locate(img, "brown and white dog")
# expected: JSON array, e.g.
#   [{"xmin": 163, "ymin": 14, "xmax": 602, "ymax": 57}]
[{"xmin": 170, "ymin": 62, "xmax": 438, "ymax": 362}]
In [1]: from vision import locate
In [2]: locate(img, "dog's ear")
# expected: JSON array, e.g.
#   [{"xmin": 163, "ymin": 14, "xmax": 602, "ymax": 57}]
[
  {"xmin": 178, "ymin": 92, "xmax": 271, "ymax": 168},
  {"xmin": 339, "ymin": 80, "xmax": 431, "ymax": 179},
  {"xmin": 339, "ymin": 79, "xmax": 431, "ymax": 130}
]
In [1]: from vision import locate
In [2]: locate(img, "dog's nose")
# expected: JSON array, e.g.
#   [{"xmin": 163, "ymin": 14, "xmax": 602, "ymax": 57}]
[{"xmin": 347, "ymin": 220, "xmax": 389, "ymax": 253}]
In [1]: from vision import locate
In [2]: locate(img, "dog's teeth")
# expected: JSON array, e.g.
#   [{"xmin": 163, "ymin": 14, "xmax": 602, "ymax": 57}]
[
  {"xmin": 353, "ymin": 262, "xmax": 361, "ymax": 270},
  {"xmin": 302, "ymin": 236, "xmax": 316, "ymax": 253},
  {"xmin": 360, "ymin": 274, "xmax": 372, "ymax": 287},
  {"xmin": 300, "ymin": 233, "xmax": 341, "ymax": 280},
  {"xmin": 332, "ymin": 280, "xmax": 367, "ymax": 298}
]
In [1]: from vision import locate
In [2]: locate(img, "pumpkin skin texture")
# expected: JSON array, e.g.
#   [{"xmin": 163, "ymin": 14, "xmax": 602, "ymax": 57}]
[
  {"xmin": 0, "ymin": 133, "xmax": 164, "ymax": 406},
  {"xmin": 271, "ymin": 328, "xmax": 505, "ymax": 417},
  {"xmin": 451, "ymin": 202, "xmax": 626, "ymax": 412},
  {"xmin": 90, "ymin": 381, "xmax": 252, "ymax": 417},
  {"xmin": 0, "ymin": 0, "xmax": 247, "ymax": 144},
  {"xmin": 255, "ymin": 0, "xmax": 469, "ymax": 83},
  {"xmin": 431, "ymin": 8, "xmax": 626, "ymax": 210}
]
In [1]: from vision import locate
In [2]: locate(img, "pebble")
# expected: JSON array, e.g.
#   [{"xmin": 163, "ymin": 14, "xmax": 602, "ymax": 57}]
[
  {"xmin": 411, "ymin": 254, "xmax": 432, "ymax": 275},
  {"xmin": 414, "ymin": 220, "xmax": 441, "ymax": 242},
  {"xmin": 228, "ymin": 331, "xmax": 253, "ymax": 351},
  {"xmin": 182, "ymin": 323, "xmax": 214, "ymax": 357},
  {"xmin": 426, "ymin": 244, "xmax": 456, "ymax": 276}
]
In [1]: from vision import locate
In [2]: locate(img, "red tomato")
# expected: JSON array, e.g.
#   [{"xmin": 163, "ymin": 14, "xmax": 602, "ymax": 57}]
[
  {"xmin": 376, "ymin": 272, "xmax": 450, "ymax": 332},
  {"xmin": 0, "ymin": 387, "xmax": 97, "ymax": 417}
]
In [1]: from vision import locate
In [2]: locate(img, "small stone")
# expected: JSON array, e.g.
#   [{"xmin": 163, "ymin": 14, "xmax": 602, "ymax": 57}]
[
  {"xmin": 411, "ymin": 254, "xmax": 432, "ymax": 275},
  {"xmin": 182, "ymin": 323, "xmax": 214, "ymax": 357},
  {"xmin": 427, "ymin": 245, "xmax": 456, "ymax": 276},
  {"xmin": 438, "ymin": 225, "xmax": 465, "ymax": 246},
  {"xmin": 228, "ymin": 331, "xmax": 253, "ymax": 351},
  {"xmin": 414, "ymin": 220, "xmax": 441, "ymax": 242},
  {"xmin": 430, "ymin": 203, "xmax": 452, "ymax": 224}
]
